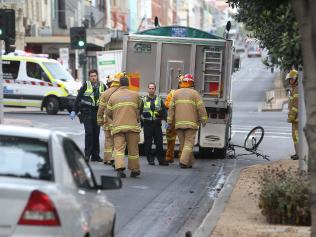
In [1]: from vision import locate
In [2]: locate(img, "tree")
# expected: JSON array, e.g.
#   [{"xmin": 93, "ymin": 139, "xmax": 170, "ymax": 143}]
[
  {"xmin": 229, "ymin": 0, "xmax": 301, "ymax": 69},
  {"xmin": 228, "ymin": 0, "xmax": 316, "ymax": 235}
]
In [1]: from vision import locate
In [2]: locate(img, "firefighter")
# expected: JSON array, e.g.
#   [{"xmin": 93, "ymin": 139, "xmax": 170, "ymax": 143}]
[
  {"xmin": 286, "ymin": 69, "xmax": 299, "ymax": 160},
  {"xmin": 167, "ymin": 74, "xmax": 208, "ymax": 168},
  {"xmin": 140, "ymin": 82, "xmax": 169, "ymax": 166},
  {"xmin": 97, "ymin": 73, "xmax": 121, "ymax": 167},
  {"xmin": 71, "ymin": 69, "xmax": 106, "ymax": 162},
  {"xmin": 107, "ymin": 75, "xmax": 142, "ymax": 178},
  {"xmin": 164, "ymin": 75, "xmax": 182, "ymax": 163}
]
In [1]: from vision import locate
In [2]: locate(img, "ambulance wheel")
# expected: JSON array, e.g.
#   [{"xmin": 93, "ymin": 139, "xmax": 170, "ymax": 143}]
[{"xmin": 46, "ymin": 97, "xmax": 59, "ymax": 115}]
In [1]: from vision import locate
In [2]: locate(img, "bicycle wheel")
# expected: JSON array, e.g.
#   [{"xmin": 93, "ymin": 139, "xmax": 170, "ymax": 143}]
[{"xmin": 243, "ymin": 126, "xmax": 264, "ymax": 151}]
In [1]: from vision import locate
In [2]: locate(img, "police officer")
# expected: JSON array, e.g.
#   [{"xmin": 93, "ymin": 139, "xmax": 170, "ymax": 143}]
[
  {"xmin": 70, "ymin": 69, "xmax": 106, "ymax": 162},
  {"xmin": 140, "ymin": 82, "xmax": 169, "ymax": 166}
]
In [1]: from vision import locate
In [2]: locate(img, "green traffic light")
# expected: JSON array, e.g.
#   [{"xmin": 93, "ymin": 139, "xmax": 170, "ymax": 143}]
[
  {"xmin": 78, "ymin": 40, "xmax": 85, "ymax": 47},
  {"xmin": 0, "ymin": 29, "xmax": 2, "ymax": 35}
]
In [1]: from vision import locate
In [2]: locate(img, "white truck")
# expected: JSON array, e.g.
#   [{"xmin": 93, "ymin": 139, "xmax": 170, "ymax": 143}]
[{"xmin": 122, "ymin": 26, "xmax": 236, "ymax": 158}]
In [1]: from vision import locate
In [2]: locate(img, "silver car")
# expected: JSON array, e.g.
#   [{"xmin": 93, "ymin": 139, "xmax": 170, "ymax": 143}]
[{"xmin": 0, "ymin": 125, "xmax": 121, "ymax": 237}]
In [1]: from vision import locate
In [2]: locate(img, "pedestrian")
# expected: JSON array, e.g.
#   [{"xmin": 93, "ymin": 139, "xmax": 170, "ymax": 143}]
[
  {"xmin": 140, "ymin": 82, "xmax": 169, "ymax": 166},
  {"xmin": 97, "ymin": 73, "xmax": 121, "ymax": 167},
  {"xmin": 70, "ymin": 69, "xmax": 106, "ymax": 162},
  {"xmin": 286, "ymin": 69, "xmax": 299, "ymax": 160},
  {"xmin": 164, "ymin": 75, "xmax": 182, "ymax": 163},
  {"xmin": 107, "ymin": 75, "xmax": 142, "ymax": 178},
  {"xmin": 167, "ymin": 74, "xmax": 208, "ymax": 168}
]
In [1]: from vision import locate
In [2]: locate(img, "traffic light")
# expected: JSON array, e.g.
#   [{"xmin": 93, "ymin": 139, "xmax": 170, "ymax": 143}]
[
  {"xmin": 0, "ymin": 9, "xmax": 15, "ymax": 40},
  {"xmin": 70, "ymin": 27, "xmax": 86, "ymax": 49},
  {"xmin": 0, "ymin": 11, "xmax": 7, "ymax": 40}
]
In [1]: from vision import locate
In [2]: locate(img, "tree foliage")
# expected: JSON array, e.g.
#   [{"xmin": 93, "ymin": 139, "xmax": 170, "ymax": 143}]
[{"xmin": 227, "ymin": 0, "xmax": 302, "ymax": 70}]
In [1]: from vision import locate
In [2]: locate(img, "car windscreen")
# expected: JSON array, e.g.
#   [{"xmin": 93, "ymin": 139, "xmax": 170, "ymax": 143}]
[
  {"xmin": 43, "ymin": 62, "xmax": 74, "ymax": 82},
  {"xmin": 0, "ymin": 136, "xmax": 53, "ymax": 181}
]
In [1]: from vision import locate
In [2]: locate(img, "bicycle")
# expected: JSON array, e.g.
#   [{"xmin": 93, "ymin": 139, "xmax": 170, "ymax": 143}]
[{"xmin": 227, "ymin": 126, "xmax": 270, "ymax": 161}]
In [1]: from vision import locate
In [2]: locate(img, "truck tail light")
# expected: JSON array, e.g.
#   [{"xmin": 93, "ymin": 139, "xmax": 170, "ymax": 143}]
[{"xmin": 18, "ymin": 190, "xmax": 61, "ymax": 226}]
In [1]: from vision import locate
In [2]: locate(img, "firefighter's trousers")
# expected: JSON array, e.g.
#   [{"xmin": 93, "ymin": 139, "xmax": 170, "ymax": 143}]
[
  {"xmin": 176, "ymin": 128, "xmax": 196, "ymax": 166},
  {"xmin": 292, "ymin": 122, "xmax": 299, "ymax": 145},
  {"xmin": 166, "ymin": 128, "xmax": 177, "ymax": 161},
  {"xmin": 113, "ymin": 132, "xmax": 140, "ymax": 172},
  {"xmin": 103, "ymin": 128, "xmax": 114, "ymax": 162}
]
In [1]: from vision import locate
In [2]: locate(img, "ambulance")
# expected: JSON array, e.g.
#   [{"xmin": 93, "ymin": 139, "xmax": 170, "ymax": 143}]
[{"xmin": 2, "ymin": 52, "xmax": 81, "ymax": 114}]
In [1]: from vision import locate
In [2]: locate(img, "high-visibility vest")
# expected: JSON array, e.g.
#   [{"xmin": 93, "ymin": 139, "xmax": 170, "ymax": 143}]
[
  {"xmin": 82, "ymin": 81, "xmax": 105, "ymax": 107},
  {"xmin": 141, "ymin": 96, "xmax": 162, "ymax": 121}
]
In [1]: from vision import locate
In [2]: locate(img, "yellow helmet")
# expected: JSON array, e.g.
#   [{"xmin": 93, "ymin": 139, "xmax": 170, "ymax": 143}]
[
  {"xmin": 177, "ymin": 74, "xmax": 185, "ymax": 82},
  {"xmin": 114, "ymin": 72, "xmax": 127, "ymax": 82},
  {"xmin": 286, "ymin": 69, "xmax": 298, "ymax": 80}
]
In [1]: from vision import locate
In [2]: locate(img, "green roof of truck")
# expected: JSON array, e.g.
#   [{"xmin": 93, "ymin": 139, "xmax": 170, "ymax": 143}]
[{"xmin": 136, "ymin": 26, "xmax": 222, "ymax": 39}]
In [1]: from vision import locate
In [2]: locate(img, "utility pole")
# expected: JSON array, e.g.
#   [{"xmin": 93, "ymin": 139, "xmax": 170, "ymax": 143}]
[{"xmin": 0, "ymin": 9, "xmax": 16, "ymax": 124}]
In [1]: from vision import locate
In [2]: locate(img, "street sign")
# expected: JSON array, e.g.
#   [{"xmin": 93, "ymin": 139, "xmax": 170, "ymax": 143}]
[
  {"xmin": 59, "ymin": 48, "xmax": 69, "ymax": 70},
  {"xmin": 96, "ymin": 50, "xmax": 122, "ymax": 83}
]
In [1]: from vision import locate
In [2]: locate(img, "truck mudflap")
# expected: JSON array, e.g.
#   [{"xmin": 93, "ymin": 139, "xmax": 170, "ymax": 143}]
[{"xmin": 199, "ymin": 123, "xmax": 228, "ymax": 149}]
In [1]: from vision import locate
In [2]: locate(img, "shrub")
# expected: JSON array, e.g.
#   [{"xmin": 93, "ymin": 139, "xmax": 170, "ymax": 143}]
[{"xmin": 258, "ymin": 165, "xmax": 310, "ymax": 225}]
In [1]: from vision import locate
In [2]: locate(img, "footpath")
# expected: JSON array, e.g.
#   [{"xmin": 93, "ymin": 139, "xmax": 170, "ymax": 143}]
[
  {"xmin": 194, "ymin": 160, "xmax": 311, "ymax": 237},
  {"xmin": 193, "ymin": 73, "xmax": 311, "ymax": 237}
]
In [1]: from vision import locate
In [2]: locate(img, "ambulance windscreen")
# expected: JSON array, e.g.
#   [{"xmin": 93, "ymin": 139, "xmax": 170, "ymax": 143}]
[{"xmin": 43, "ymin": 62, "xmax": 74, "ymax": 82}]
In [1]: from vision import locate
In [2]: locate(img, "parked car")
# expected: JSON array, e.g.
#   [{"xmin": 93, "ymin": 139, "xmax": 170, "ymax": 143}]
[
  {"xmin": 247, "ymin": 45, "xmax": 262, "ymax": 57},
  {"xmin": 235, "ymin": 42, "xmax": 245, "ymax": 53},
  {"xmin": 0, "ymin": 125, "xmax": 121, "ymax": 237}
]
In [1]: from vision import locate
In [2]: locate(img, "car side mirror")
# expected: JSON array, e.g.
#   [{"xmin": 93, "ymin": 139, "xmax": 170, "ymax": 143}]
[{"xmin": 99, "ymin": 175, "xmax": 122, "ymax": 190}]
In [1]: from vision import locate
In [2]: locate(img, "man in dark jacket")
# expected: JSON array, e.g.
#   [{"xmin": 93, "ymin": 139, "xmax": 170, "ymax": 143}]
[
  {"xmin": 140, "ymin": 82, "xmax": 169, "ymax": 166},
  {"xmin": 70, "ymin": 69, "xmax": 106, "ymax": 162}
]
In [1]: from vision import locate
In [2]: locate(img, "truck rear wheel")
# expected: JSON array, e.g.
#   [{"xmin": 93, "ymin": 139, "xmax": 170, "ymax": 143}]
[{"xmin": 46, "ymin": 97, "xmax": 59, "ymax": 115}]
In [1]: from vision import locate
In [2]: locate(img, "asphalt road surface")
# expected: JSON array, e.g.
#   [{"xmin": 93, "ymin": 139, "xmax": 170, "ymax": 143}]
[{"xmin": 3, "ymin": 56, "xmax": 293, "ymax": 237}]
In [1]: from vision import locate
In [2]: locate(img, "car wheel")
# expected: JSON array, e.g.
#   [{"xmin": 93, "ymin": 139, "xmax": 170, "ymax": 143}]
[{"xmin": 46, "ymin": 97, "xmax": 59, "ymax": 115}]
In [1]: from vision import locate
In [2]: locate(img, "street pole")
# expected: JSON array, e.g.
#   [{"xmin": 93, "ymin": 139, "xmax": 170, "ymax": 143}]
[
  {"xmin": 298, "ymin": 70, "xmax": 308, "ymax": 171},
  {"xmin": 0, "ymin": 40, "xmax": 3, "ymax": 124},
  {"xmin": 83, "ymin": 49, "xmax": 87, "ymax": 82}
]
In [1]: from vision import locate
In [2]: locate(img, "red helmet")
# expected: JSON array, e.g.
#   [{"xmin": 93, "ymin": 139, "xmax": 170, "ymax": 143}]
[{"xmin": 182, "ymin": 74, "xmax": 194, "ymax": 82}]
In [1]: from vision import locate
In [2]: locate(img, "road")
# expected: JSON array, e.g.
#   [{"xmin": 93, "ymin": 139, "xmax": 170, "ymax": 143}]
[{"xmin": 3, "ymin": 56, "xmax": 293, "ymax": 237}]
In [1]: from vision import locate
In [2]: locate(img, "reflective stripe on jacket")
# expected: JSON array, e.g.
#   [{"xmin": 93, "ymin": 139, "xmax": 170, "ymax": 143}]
[
  {"xmin": 167, "ymin": 88, "xmax": 208, "ymax": 130},
  {"xmin": 106, "ymin": 86, "xmax": 141, "ymax": 135},
  {"xmin": 97, "ymin": 85, "xmax": 119, "ymax": 128},
  {"xmin": 141, "ymin": 96, "xmax": 162, "ymax": 121}
]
